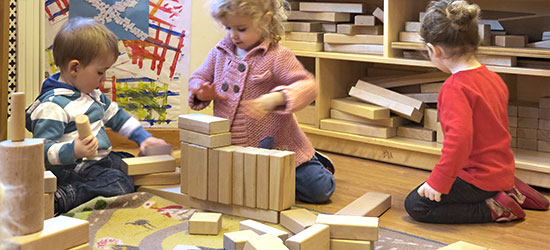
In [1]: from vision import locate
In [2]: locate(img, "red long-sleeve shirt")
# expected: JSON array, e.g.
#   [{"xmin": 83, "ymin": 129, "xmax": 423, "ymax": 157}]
[{"xmin": 427, "ymin": 65, "xmax": 515, "ymax": 194}]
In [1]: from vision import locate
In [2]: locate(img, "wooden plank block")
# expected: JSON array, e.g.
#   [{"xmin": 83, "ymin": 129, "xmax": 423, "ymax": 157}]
[
  {"xmin": 288, "ymin": 1, "xmax": 299, "ymax": 11},
  {"xmin": 372, "ymin": 7, "xmax": 384, "ymax": 23},
  {"xmin": 518, "ymin": 117, "xmax": 538, "ymax": 129},
  {"xmin": 540, "ymin": 108, "xmax": 550, "ymax": 120},
  {"xmin": 239, "ymin": 219, "xmax": 289, "ymax": 241},
  {"xmin": 335, "ymin": 192, "xmax": 391, "ymax": 217},
  {"xmin": 322, "ymin": 23, "xmax": 337, "ymax": 33},
  {"xmin": 509, "ymin": 116, "xmax": 518, "ymax": 128},
  {"xmin": 244, "ymin": 234, "xmax": 289, "ymax": 250},
  {"xmin": 331, "ymin": 239, "xmax": 374, "ymax": 250},
  {"xmin": 404, "ymin": 93, "xmax": 438, "ymax": 104},
  {"xmin": 44, "ymin": 171, "xmax": 56, "ymax": 193},
  {"xmin": 4, "ymin": 216, "xmax": 89, "ymax": 250},
  {"xmin": 423, "ymin": 108, "xmax": 438, "ymax": 131},
  {"xmin": 178, "ymin": 113, "xmax": 230, "ymax": 134},
  {"xmin": 528, "ymin": 40, "xmax": 550, "ymax": 48},
  {"xmin": 392, "ymin": 85, "xmax": 422, "ymax": 94},
  {"xmin": 138, "ymin": 185, "xmax": 280, "ymax": 223},
  {"xmin": 44, "ymin": 193, "xmax": 54, "ymax": 219},
  {"xmin": 121, "ymin": 155, "xmax": 176, "ymax": 176},
  {"xmin": 323, "ymin": 44, "xmax": 383, "ymax": 55},
  {"xmin": 256, "ymin": 149, "xmax": 273, "ymax": 210},
  {"xmin": 438, "ymin": 240, "xmax": 488, "ymax": 250},
  {"xmin": 315, "ymin": 214, "xmax": 378, "ymax": 241},
  {"xmin": 324, "ymin": 34, "xmax": 383, "ymax": 44},
  {"xmin": 180, "ymin": 129, "xmax": 232, "ymax": 148},
  {"xmin": 284, "ymin": 32, "xmax": 323, "ymax": 42},
  {"xmin": 283, "ymin": 22, "xmax": 322, "ymax": 32},
  {"xmin": 518, "ymin": 102, "xmax": 539, "ymax": 118},
  {"xmin": 397, "ymin": 125, "xmax": 436, "ymax": 141},
  {"xmin": 321, "ymin": 119, "xmax": 396, "ymax": 139},
  {"xmin": 349, "ymin": 87, "xmax": 423, "ymax": 123},
  {"xmin": 244, "ymin": 148, "xmax": 258, "ymax": 208},
  {"xmin": 133, "ymin": 169, "xmax": 180, "ymax": 186},
  {"xmin": 508, "ymin": 104, "xmax": 518, "ymax": 117},
  {"xmin": 537, "ymin": 129, "xmax": 550, "ymax": 142},
  {"xmin": 399, "ymin": 31, "xmax": 423, "ymax": 43},
  {"xmin": 544, "ymin": 31, "xmax": 550, "ymax": 41},
  {"xmin": 287, "ymin": 11, "xmax": 350, "ymax": 23},
  {"xmin": 494, "ymin": 35, "xmax": 526, "ymax": 47},
  {"xmin": 208, "ymin": 148, "xmax": 219, "ymax": 202},
  {"xmin": 280, "ymin": 209, "xmax": 318, "ymax": 234},
  {"xmin": 217, "ymin": 146, "xmax": 242, "ymax": 204},
  {"xmin": 295, "ymin": 104, "xmax": 316, "ymax": 125},
  {"xmin": 498, "ymin": 15, "xmax": 550, "ymax": 42},
  {"xmin": 280, "ymin": 40, "xmax": 323, "ymax": 52},
  {"xmin": 142, "ymin": 144, "xmax": 173, "ymax": 156},
  {"xmin": 518, "ymin": 138, "xmax": 537, "ymax": 150},
  {"xmin": 269, "ymin": 151, "xmax": 296, "ymax": 211},
  {"xmin": 509, "ymin": 127, "xmax": 517, "ymax": 137},
  {"xmin": 511, "ymin": 137, "xmax": 517, "ymax": 148},
  {"xmin": 437, "ymin": 122, "xmax": 444, "ymax": 143},
  {"xmin": 405, "ymin": 21, "xmax": 422, "ymax": 32},
  {"xmin": 355, "ymin": 15, "xmax": 377, "ymax": 26},
  {"xmin": 181, "ymin": 142, "xmax": 190, "ymax": 194},
  {"xmin": 189, "ymin": 212, "xmax": 222, "ymax": 235},
  {"xmin": 540, "ymin": 119, "xmax": 550, "ymax": 130},
  {"xmin": 299, "ymin": 2, "xmax": 367, "ymax": 13},
  {"xmin": 233, "ymin": 147, "xmax": 246, "ymax": 206},
  {"xmin": 518, "ymin": 128, "xmax": 537, "ymax": 139},
  {"xmin": 538, "ymin": 140, "xmax": 550, "ymax": 152},
  {"xmin": 330, "ymin": 109, "xmax": 410, "ymax": 128},
  {"xmin": 224, "ymin": 230, "xmax": 260, "ymax": 250},
  {"xmin": 477, "ymin": 54, "xmax": 517, "ymax": 67},
  {"xmin": 540, "ymin": 97, "xmax": 550, "ymax": 109},
  {"xmin": 368, "ymin": 71, "xmax": 449, "ymax": 89},
  {"xmin": 421, "ymin": 82, "xmax": 443, "ymax": 93},
  {"xmin": 187, "ymin": 144, "xmax": 208, "ymax": 200},
  {"xmin": 331, "ymin": 98, "xmax": 390, "ymax": 120},
  {"xmin": 336, "ymin": 24, "xmax": 382, "ymax": 35},
  {"xmin": 479, "ymin": 24, "xmax": 491, "ymax": 46},
  {"xmin": 285, "ymin": 224, "xmax": 330, "ymax": 250},
  {"xmin": 355, "ymin": 79, "xmax": 425, "ymax": 112}
]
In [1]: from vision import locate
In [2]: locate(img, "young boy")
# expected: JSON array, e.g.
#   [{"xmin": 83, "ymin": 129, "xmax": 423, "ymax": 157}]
[{"xmin": 26, "ymin": 17, "xmax": 168, "ymax": 214}]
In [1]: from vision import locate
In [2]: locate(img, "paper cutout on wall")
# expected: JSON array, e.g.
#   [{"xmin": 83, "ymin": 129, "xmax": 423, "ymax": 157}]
[{"xmin": 45, "ymin": 0, "xmax": 69, "ymax": 24}]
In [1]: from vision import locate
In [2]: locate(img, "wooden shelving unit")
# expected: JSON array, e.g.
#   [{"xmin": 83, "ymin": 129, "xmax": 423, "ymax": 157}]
[{"xmin": 290, "ymin": 0, "xmax": 550, "ymax": 188}]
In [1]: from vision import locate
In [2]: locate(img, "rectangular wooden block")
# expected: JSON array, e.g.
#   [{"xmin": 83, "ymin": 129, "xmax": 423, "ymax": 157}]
[
  {"xmin": 187, "ymin": 144, "xmax": 208, "ymax": 200},
  {"xmin": 322, "ymin": 23, "xmax": 337, "ymax": 33},
  {"xmin": 509, "ymin": 127, "xmax": 517, "ymax": 137},
  {"xmin": 133, "ymin": 170, "xmax": 180, "ymax": 186},
  {"xmin": 423, "ymin": 108, "xmax": 438, "ymax": 131},
  {"xmin": 438, "ymin": 240, "xmax": 488, "ymax": 250},
  {"xmin": 335, "ymin": 192, "xmax": 391, "ymax": 217},
  {"xmin": 518, "ymin": 117, "xmax": 538, "ymax": 129},
  {"xmin": 518, "ymin": 102, "xmax": 539, "ymax": 118},
  {"xmin": 509, "ymin": 116, "xmax": 518, "ymax": 128},
  {"xmin": 180, "ymin": 129, "xmax": 232, "ymax": 148},
  {"xmin": 355, "ymin": 15, "xmax": 377, "ymax": 26},
  {"xmin": 511, "ymin": 137, "xmax": 517, "ymax": 148},
  {"xmin": 368, "ymin": 71, "xmax": 449, "ymax": 89},
  {"xmin": 208, "ymin": 148, "xmax": 219, "ymax": 202},
  {"xmin": 399, "ymin": 31, "xmax": 423, "ymax": 43},
  {"xmin": 404, "ymin": 93, "xmax": 438, "ymax": 104},
  {"xmin": 336, "ymin": 24, "xmax": 382, "ymax": 35},
  {"xmin": 233, "ymin": 148, "xmax": 246, "ymax": 206},
  {"xmin": 121, "ymin": 155, "xmax": 176, "ymax": 176},
  {"xmin": 244, "ymin": 148, "xmax": 258, "ymax": 208},
  {"xmin": 287, "ymin": 11, "xmax": 350, "ymax": 23},
  {"xmin": 283, "ymin": 22, "xmax": 322, "ymax": 32},
  {"xmin": 331, "ymin": 239, "xmax": 374, "ymax": 250},
  {"xmin": 323, "ymin": 34, "xmax": 383, "ymax": 44},
  {"xmin": 372, "ymin": 7, "xmax": 384, "ymax": 23},
  {"xmin": 69, "ymin": 243, "xmax": 90, "ymax": 250},
  {"xmin": 142, "ymin": 144, "xmax": 173, "ymax": 156},
  {"xmin": 320, "ymin": 119, "xmax": 397, "ymax": 139},
  {"xmin": 527, "ymin": 40, "xmax": 550, "ymax": 48},
  {"xmin": 518, "ymin": 128, "xmax": 537, "ymax": 139},
  {"xmin": 217, "ymin": 146, "xmax": 242, "ymax": 204},
  {"xmin": 349, "ymin": 86, "xmax": 423, "ymax": 123},
  {"xmin": 477, "ymin": 54, "xmax": 517, "ymax": 67},
  {"xmin": 244, "ymin": 234, "xmax": 289, "ymax": 250},
  {"xmin": 540, "ymin": 97, "xmax": 550, "ymax": 109},
  {"xmin": 256, "ymin": 149, "xmax": 273, "ymax": 210},
  {"xmin": 285, "ymin": 224, "xmax": 330, "ymax": 250},
  {"xmin": 189, "ymin": 212, "xmax": 222, "ymax": 235},
  {"xmin": 397, "ymin": 125, "xmax": 436, "ymax": 141},
  {"xmin": 540, "ymin": 119, "xmax": 550, "ymax": 130},
  {"xmin": 239, "ymin": 219, "xmax": 289, "ymax": 241},
  {"xmin": 518, "ymin": 138, "xmax": 537, "ymax": 150},
  {"xmin": 295, "ymin": 104, "xmax": 316, "ymax": 125},
  {"xmin": 538, "ymin": 140, "xmax": 550, "ymax": 152},
  {"xmin": 540, "ymin": 108, "xmax": 550, "ymax": 120},
  {"xmin": 405, "ymin": 21, "xmax": 422, "ymax": 32},
  {"xmin": 269, "ymin": 151, "xmax": 296, "ymax": 211},
  {"xmin": 299, "ymin": 2, "xmax": 367, "ymax": 13},
  {"xmin": 280, "ymin": 40, "xmax": 323, "ymax": 52},
  {"xmin": 537, "ymin": 129, "xmax": 550, "ymax": 142},
  {"xmin": 330, "ymin": 109, "xmax": 410, "ymax": 128},
  {"xmin": 44, "ymin": 193, "xmax": 54, "ymax": 219},
  {"xmin": 44, "ymin": 171, "xmax": 57, "ymax": 193},
  {"xmin": 178, "ymin": 113, "xmax": 230, "ymax": 134},
  {"xmin": 181, "ymin": 142, "xmax": 190, "ymax": 194},
  {"xmin": 284, "ymin": 32, "xmax": 324, "ymax": 42},
  {"xmin": 224, "ymin": 230, "xmax": 260, "ymax": 250},
  {"xmin": 280, "ymin": 209, "xmax": 318, "ymax": 234},
  {"xmin": 324, "ymin": 44, "xmax": 383, "ymax": 55},
  {"xmin": 509, "ymin": 104, "xmax": 518, "ymax": 117},
  {"xmin": 5, "ymin": 216, "xmax": 89, "ymax": 250},
  {"xmin": 354, "ymin": 80, "xmax": 424, "ymax": 110},
  {"xmin": 495, "ymin": 35, "xmax": 526, "ymax": 47},
  {"xmin": 421, "ymin": 82, "xmax": 443, "ymax": 93},
  {"xmin": 437, "ymin": 122, "xmax": 444, "ymax": 143},
  {"xmin": 331, "ymin": 98, "xmax": 390, "ymax": 120},
  {"xmin": 316, "ymin": 214, "xmax": 379, "ymax": 241},
  {"xmin": 479, "ymin": 24, "xmax": 491, "ymax": 46}
]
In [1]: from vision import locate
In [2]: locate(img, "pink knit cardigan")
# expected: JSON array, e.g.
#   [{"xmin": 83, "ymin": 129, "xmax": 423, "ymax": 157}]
[{"xmin": 188, "ymin": 38, "xmax": 317, "ymax": 166}]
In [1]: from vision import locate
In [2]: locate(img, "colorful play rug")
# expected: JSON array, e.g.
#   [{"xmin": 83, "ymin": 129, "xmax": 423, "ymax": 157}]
[{"xmin": 64, "ymin": 192, "xmax": 446, "ymax": 250}]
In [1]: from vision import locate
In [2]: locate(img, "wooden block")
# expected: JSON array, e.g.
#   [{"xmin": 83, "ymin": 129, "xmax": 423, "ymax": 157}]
[
  {"xmin": 208, "ymin": 148, "xmax": 219, "ymax": 202},
  {"xmin": 509, "ymin": 127, "xmax": 517, "ymax": 137},
  {"xmin": 256, "ymin": 149, "xmax": 274, "ymax": 210},
  {"xmin": 528, "ymin": 40, "xmax": 550, "ymax": 48},
  {"xmin": 355, "ymin": 15, "xmax": 377, "ymax": 26},
  {"xmin": 544, "ymin": 31, "xmax": 550, "ymax": 41},
  {"xmin": 421, "ymin": 82, "xmax": 444, "ymax": 93},
  {"xmin": 405, "ymin": 21, "xmax": 422, "ymax": 32},
  {"xmin": 350, "ymin": 86, "xmax": 423, "ymax": 123},
  {"xmin": 538, "ymin": 140, "xmax": 550, "ymax": 152},
  {"xmin": 316, "ymin": 214, "xmax": 378, "ymax": 241},
  {"xmin": 399, "ymin": 31, "xmax": 423, "ymax": 43},
  {"xmin": 498, "ymin": 15, "xmax": 550, "ymax": 42},
  {"xmin": 423, "ymin": 108, "xmax": 438, "ymax": 131},
  {"xmin": 216, "ymin": 146, "xmax": 242, "ymax": 204},
  {"xmin": 269, "ymin": 151, "xmax": 296, "ymax": 211},
  {"xmin": 368, "ymin": 71, "xmax": 449, "ymax": 89},
  {"xmin": 391, "ymin": 84, "xmax": 422, "ymax": 94},
  {"xmin": 299, "ymin": 2, "xmax": 367, "ymax": 13},
  {"xmin": 44, "ymin": 193, "xmax": 54, "ymax": 219},
  {"xmin": 142, "ymin": 144, "xmax": 173, "ymax": 156},
  {"xmin": 537, "ymin": 129, "xmax": 550, "ymax": 142},
  {"xmin": 68, "ymin": 243, "xmax": 90, "ymax": 250},
  {"xmin": 518, "ymin": 138, "xmax": 538, "ymax": 150},
  {"xmin": 187, "ymin": 144, "xmax": 208, "ymax": 200},
  {"xmin": 397, "ymin": 125, "xmax": 436, "ymax": 141},
  {"xmin": 121, "ymin": 155, "xmax": 176, "ymax": 176},
  {"xmin": 476, "ymin": 54, "xmax": 517, "ymax": 67},
  {"xmin": 75, "ymin": 114, "xmax": 97, "ymax": 158},
  {"xmin": 494, "ymin": 35, "xmax": 526, "ymax": 47},
  {"xmin": 224, "ymin": 230, "xmax": 260, "ymax": 250},
  {"xmin": 324, "ymin": 44, "xmax": 383, "ymax": 55},
  {"xmin": 336, "ymin": 24, "xmax": 382, "ymax": 35},
  {"xmin": 509, "ymin": 116, "xmax": 518, "ymax": 128},
  {"xmin": 322, "ymin": 23, "xmax": 337, "ymax": 33},
  {"xmin": 280, "ymin": 40, "xmax": 323, "ymax": 52},
  {"xmin": 518, "ymin": 102, "xmax": 539, "ymax": 118},
  {"xmin": 178, "ymin": 113, "xmax": 230, "ymax": 134},
  {"xmin": 331, "ymin": 98, "xmax": 390, "ymax": 120},
  {"xmin": 335, "ymin": 192, "xmax": 391, "ymax": 217},
  {"xmin": 284, "ymin": 32, "xmax": 324, "ymax": 42},
  {"xmin": 404, "ymin": 93, "xmax": 438, "ymax": 104},
  {"xmin": 288, "ymin": 1, "xmax": 299, "ymax": 11},
  {"xmin": 233, "ymin": 147, "xmax": 246, "ymax": 206},
  {"xmin": 44, "ymin": 171, "xmax": 57, "ymax": 193},
  {"xmin": 539, "ymin": 97, "xmax": 550, "ymax": 109},
  {"xmin": 285, "ymin": 224, "xmax": 330, "ymax": 250},
  {"xmin": 508, "ymin": 104, "xmax": 518, "ymax": 117},
  {"xmin": 295, "ymin": 104, "xmax": 316, "ymax": 125},
  {"xmin": 181, "ymin": 142, "xmax": 190, "ymax": 194},
  {"xmin": 354, "ymin": 80, "xmax": 426, "ymax": 116},
  {"xmin": 321, "ymin": 119, "xmax": 396, "ymax": 139},
  {"xmin": 331, "ymin": 239, "xmax": 374, "ymax": 250},
  {"xmin": 138, "ymin": 185, "xmax": 279, "ymax": 223},
  {"xmin": 419, "ymin": 12, "xmax": 426, "ymax": 21},
  {"xmin": 180, "ymin": 129, "xmax": 231, "ymax": 148},
  {"xmin": 287, "ymin": 11, "xmax": 350, "ymax": 23},
  {"xmin": 244, "ymin": 233, "xmax": 289, "ymax": 250},
  {"xmin": 133, "ymin": 170, "xmax": 180, "ymax": 186},
  {"xmin": 518, "ymin": 117, "xmax": 538, "ymax": 129},
  {"xmin": 244, "ymin": 148, "xmax": 258, "ymax": 208},
  {"xmin": 372, "ymin": 7, "xmax": 384, "ymax": 23},
  {"xmin": 511, "ymin": 137, "xmax": 517, "ymax": 148},
  {"xmin": 239, "ymin": 219, "xmax": 289, "ymax": 241},
  {"xmin": 540, "ymin": 108, "xmax": 550, "ymax": 120},
  {"xmin": 518, "ymin": 128, "xmax": 537, "ymax": 139},
  {"xmin": 330, "ymin": 109, "xmax": 409, "ymax": 128},
  {"xmin": 280, "ymin": 209, "xmax": 317, "ymax": 234},
  {"xmin": 324, "ymin": 34, "xmax": 383, "ymax": 44},
  {"xmin": 4, "ymin": 216, "xmax": 89, "ymax": 250},
  {"xmin": 438, "ymin": 240, "xmax": 488, "ymax": 250},
  {"xmin": 283, "ymin": 22, "xmax": 322, "ymax": 32},
  {"xmin": 540, "ymin": 119, "xmax": 550, "ymax": 130},
  {"xmin": 436, "ymin": 122, "xmax": 444, "ymax": 143},
  {"xmin": 479, "ymin": 24, "xmax": 491, "ymax": 46},
  {"xmin": 189, "ymin": 212, "xmax": 222, "ymax": 235}
]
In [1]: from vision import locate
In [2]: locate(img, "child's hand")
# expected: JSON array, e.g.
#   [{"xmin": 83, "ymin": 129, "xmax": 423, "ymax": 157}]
[
  {"xmin": 242, "ymin": 92, "xmax": 285, "ymax": 120},
  {"xmin": 140, "ymin": 137, "xmax": 169, "ymax": 155},
  {"xmin": 192, "ymin": 82, "xmax": 228, "ymax": 101},
  {"xmin": 418, "ymin": 182, "xmax": 442, "ymax": 202},
  {"xmin": 74, "ymin": 135, "xmax": 98, "ymax": 159}
]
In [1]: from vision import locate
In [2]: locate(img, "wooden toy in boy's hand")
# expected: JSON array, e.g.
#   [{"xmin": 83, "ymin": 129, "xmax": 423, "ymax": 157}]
[{"xmin": 75, "ymin": 114, "xmax": 97, "ymax": 158}]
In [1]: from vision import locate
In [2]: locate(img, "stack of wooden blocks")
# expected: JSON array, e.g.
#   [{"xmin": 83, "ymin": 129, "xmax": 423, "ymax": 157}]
[
  {"xmin": 43, "ymin": 171, "xmax": 56, "ymax": 220},
  {"xmin": 121, "ymin": 146, "xmax": 178, "ymax": 186},
  {"xmin": 508, "ymin": 97, "xmax": 550, "ymax": 152},
  {"xmin": 282, "ymin": 1, "xmax": 384, "ymax": 54}
]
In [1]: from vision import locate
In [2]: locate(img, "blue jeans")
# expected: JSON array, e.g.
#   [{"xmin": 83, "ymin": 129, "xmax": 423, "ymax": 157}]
[
  {"xmin": 50, "ymin": 151, "xmax": 135, "ymax": 213},
  {"xmin": 295, "ymin": 153, "xmax": 335, "ymax": 203}
]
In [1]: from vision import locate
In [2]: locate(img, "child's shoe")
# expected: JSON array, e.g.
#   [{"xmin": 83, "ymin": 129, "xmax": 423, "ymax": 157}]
[
  {"xmin": 507, "ymin": 177, "xmax": 550, "ymax": 210},
  {"xmin": 315, "ymin": 151, "xmax": 335, "ymax": 175},
  {"xmin": 486, "ymin": 191, "xmax": 525, "ymax": 222}
]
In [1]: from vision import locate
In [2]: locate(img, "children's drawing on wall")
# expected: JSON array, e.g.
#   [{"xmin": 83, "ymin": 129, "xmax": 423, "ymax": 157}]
[{"xmin": 44, "ymin": 0, "xmax": 190, "ymax": 127}]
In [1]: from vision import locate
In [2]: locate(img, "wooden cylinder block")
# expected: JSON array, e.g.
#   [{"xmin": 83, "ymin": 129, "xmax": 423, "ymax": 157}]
[
  {"xmin": 0, "ymin": 139, "xmax": 44, "ymax": 236},
  {"xmin": 9, "ymin": 92, "xmax": 25, "ymax": 142},
  {"xmin": 75, "ymin": 114, "xmax": 97, "ymax": 158}
]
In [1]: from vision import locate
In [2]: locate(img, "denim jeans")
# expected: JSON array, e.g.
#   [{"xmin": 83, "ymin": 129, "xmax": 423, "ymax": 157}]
[
  {"xmin": 295, "ymin": 152, "xmax": 336, "ymax": 204},
  {"xmin": 404, "ymin": 177, "xmax": 497, "ymax": 224},
  {"xmin": 50, "ymin": 151, "xmax": 135, "ymax": 214}
]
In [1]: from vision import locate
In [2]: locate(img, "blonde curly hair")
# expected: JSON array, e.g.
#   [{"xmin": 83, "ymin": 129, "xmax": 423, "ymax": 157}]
[{"xmin": 210, "ymin": 0, "xmax": 289, "ymax": 44}]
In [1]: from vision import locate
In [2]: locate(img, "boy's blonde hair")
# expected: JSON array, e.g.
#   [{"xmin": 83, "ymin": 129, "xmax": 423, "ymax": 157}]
[
  {"xmin": 53, "ymin": 17, "xmax": 119, "ymax": 71},
  {"xmin": 420, "ymin": 0, "xmax": 480, "ymax": 56},
  {"xmin": 210, "ymin": 0, "xmax": 288, "ymax": 44}
]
